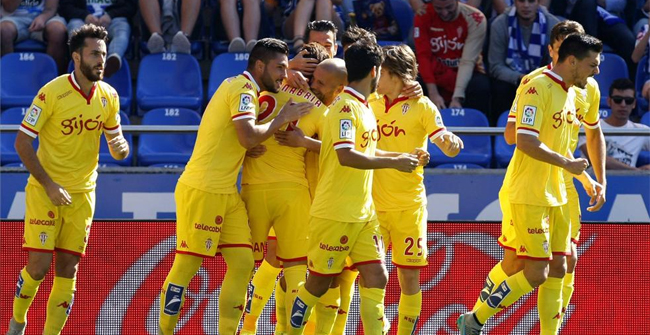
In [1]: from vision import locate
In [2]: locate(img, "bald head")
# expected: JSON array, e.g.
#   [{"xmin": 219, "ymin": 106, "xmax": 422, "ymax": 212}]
[{"xmin": 311, "ymin": 58, "xmax": 348, "ymax": 105}]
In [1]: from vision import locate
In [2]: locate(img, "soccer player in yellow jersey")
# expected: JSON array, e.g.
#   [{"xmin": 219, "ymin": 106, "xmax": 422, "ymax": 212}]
[
  {"xmin": 372, "ymin": 44, "xmax": 464, "ymax": 335},
  {"xmin": 471, "ymin": 23, "xmax": 607, "ymax": 335},
  {"xmin": 458, "ymin": 34, "xmax": 604, "ymax": 335},
  {"xmin": 158, "ymin": 38, "xmax": 313, "ymax": 335},
  {"xmin": 239, "ymin": 42, "xmax": 330, "ymax": 335},
  {"xmin": 7, "ymin": 24, "xmax": 129, "ymax": 335},
  {"xmin": 287, "ymin": 42, "xmax": 422, "ymax": 335}
]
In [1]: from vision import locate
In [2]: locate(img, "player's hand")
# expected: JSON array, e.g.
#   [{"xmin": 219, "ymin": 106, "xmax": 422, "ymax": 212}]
[
  {"xmin": 85, "ymin": 14, "xmax": 100, "ymax": 25},
  {"xmin": 430, "ymin": 93, "xmax": 446, "ymax": 110},
  {"xmin": 275, "ymin": 126, "xmax": 306, "ymax": 148},
  {"xmin": 286, "ymin": 69, "xmax": 310, "ymax": 91},
  {"xmin": 402, "ymin": 81, "xmax": 423, "ymax": 98},
  {"xmin": 246, "ymin": 144, "xmax": 267, "ymax": 158},
  {"xmin": 564, "ymin": 158, "xmax": 589, "ymax": 175},
  {"xmin": 290, "ymin": 50, "xmax": 318, "ymax": 75},
  {"xmin": 108, "ymin": 135, "xmax": 128, "ymax": 155},
  {"xmin": 449, "ymin": 97, "xmax": 463, "ymax": 109},
  {"xmin": 439, "ymin": 132, "xmax": 464, "ymax": 154},
  {"xmin": 393, "ymin": 153, "xmax": 419, "ymax": 173},
  {"xmin": 99, "ymin": 14, "xmax": 112, "ymax": 28},
  {"xmin": 45, "ymin": 182, "xmax": 72, "ymax": 206},
  {"xmin": 277, "ymin": 98, "xmax": 313, "ymax": 123},
  {"xmin": 639, "ymin": 164, "xmax": 650, "ymax": 170},
  {"xmin": 586, "ymin": 181, "xmax": 606, "ymax": 212},
  {"xmin": 411, "ymin": 148, "xmax": 430, "ymax": 166},
  {"xmin": 29, "ymin": 14, "xmax": 47, "ymax": 32}
]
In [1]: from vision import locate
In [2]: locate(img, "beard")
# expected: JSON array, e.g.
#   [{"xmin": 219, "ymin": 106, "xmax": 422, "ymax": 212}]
[
  {"xmin": 80, "ymin": 56, "xmax": 103, "ymax": 82},
  {"xmin": 260, "ymin": 67, "xmax": 280, "ymax": 93}
]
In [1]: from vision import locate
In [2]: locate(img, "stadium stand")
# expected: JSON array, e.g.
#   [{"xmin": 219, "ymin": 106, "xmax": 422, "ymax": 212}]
[
  {"xmin": 595, "ymin": 53, "xmax": 628, "ymax": 107},
  {"xmin": 640, "ymin": 112, "xmax": 650, "ymax": 166},
  {"xmin": 208, "ymin": 53, "xmax": 249, "ymax": 99},
  {"xmin": 494, "ymin": 110, "xmax": 514, "ymax": 168},
  {"xmin": 636, "ymin": 55, "xmax": 649, "ymax": 112},
  {"xmin": 429, "ymin": 108, "xmax": 492, "ymax": 167},
  {"xmin": 1, "ymin": 53, "xmax": 58, "ymax": 110},
  {"xmin": 137, "ymin": 108, "xmax": 201, "ymax": 166},
  {"xmin": 13, "ymin": 39, "xmax": 47, "ymax": 53},
  {"xmin": 99, "ymin": 111, "xmax": 132, "ymax": 166},
  {"xmin": 599, "ymin": 108, "xmax": 611, "ymax": 119},
  {"xmin": 436, "ymin": 163, "xmax": 485, "ymax": 169},
  {"xmin": 0, "ymin": 107, "xmax": 38, "ymax": 165}
]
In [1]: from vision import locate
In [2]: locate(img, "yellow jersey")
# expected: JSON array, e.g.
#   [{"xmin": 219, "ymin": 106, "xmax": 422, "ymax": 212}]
[
  {"xmin": 242, "ymin": 84, "xmax": 328, "ymax": 187},
  {"xmin": 179, "ymin": 71, "xmax": 260, "ymax": 194},
  {"xmin": 370, "ymin": 95, "xmax": 447, "ymax": 211},
  {"xmin": 508, "ymin": 70, "xmax": 575, "ymax": 207},
  {"xmin": 310, "ymin": 87, "xmax": 379, "ymax": 222},
  {"xmin": 508, "ymin": 64, "xmax": 551, "ymax": 119},
  {"xmin": 20, "ymin": 73, "xmax": 121, "ymax": 192}
]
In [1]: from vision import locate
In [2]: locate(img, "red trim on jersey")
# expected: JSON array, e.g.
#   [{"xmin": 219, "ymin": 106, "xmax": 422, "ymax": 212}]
[
  {"xmin": 343, "ymin": 265, "xmax": 357, "ymax": 271},
  {"xmin": 543, "ymin": 71, "xmax": 569, "ymax": 92},
  {"xmin": 516, "ymin": 255, "xmax": 552, "ymax": 261},
  {"xmin": 392, "ymin": 262, "xmax": 427, "ymax": 269},
  {"xmin": 22, "ymin": 247, "xmax": 53, "ymax": 254},
  {"xmin": 582, "ymin": 119, "xmax": 599, "ymax": 127},
  {"xmin": 267, "ymin": 235, "xmax": 277, "ymax": 241},
  {"xmin": 571, "ymin": 238, "xmax": 580, "ymax": 245},
  {"xmin": 218, "ymin": 244, "xmax": 253, "ymax": 249},
  {"xmin": 232, "ymin": 112, "xmax": 255, "ymax": 120},
  {"xmin": 517, "ymin": 126, "xmax": 540, "ymax": 134},
  {"xmin": 507, "ymin": 115, "xmax": 516, "ymax": 119},
  {"xmin": 103, "ymin": 124, "xmax": 120, "ymax": 131},
  {"xmin": 428, "ymin": 128, "xmax": 446, "ymax": 139},
  {"xmin": 552, "ymin": 251, "xmax": 572, "ymax": 256},
  {"xmin": 497, "ymin": 240, "xmax": 516, "ymax": 251},
  {"xmin": 333, "ymin": 140, "xmax": 354, "ymax": 147},
  {"xmin": 176, "ymin": 250, "xmax": 214, "ymax": 259},
  {"xmin": 276, "ymin": 255, "xmax": 308, "ymax": 262},
  {"xmin": 352, "ymin": 260, "xmax": 383, "ymax": 267},
  {"xmin": 383, "ymin": 95, "xmax": 409, "ymax": 113},
  {"xmin": 68, "ymin": 73, "xmax": 97, "ymax": 104},
  {"xmin": 344, "ymin": 88, "xmax": 368, "ymax": 107},
  {"xmin": 308, "ymin": 270, "xmax": 342, "ymax": 277},
  {"xmin": 55, "ymin": 247, "xmax": 84, "ymax": 257},
  {"xmin": 20, "ymin": 123, "xmax": 39, "ymax": 135}
]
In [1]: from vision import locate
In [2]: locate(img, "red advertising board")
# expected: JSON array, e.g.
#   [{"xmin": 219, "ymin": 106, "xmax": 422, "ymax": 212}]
[{"xmin": 1, "ymin": 221, "xmax": 648, "ymax": 334}]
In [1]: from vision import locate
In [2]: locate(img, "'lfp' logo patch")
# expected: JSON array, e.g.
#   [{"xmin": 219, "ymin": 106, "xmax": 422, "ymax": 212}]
[{"xmin": 163, "ymin": 283, "xmax": 185, "ymax": 315}]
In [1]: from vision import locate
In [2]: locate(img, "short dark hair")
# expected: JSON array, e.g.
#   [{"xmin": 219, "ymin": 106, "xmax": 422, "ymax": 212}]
[
  {"xmin": 247, "ymin": 38, "xmax": 289, "ymax": 70},
  {"xmin": 609, "ymin": 78, "xmax": 635, "ymax": 96},
  {"xmin": 344, "ymin": 42, "xmax": 383, "ymax": 83},
  {"xmin": 557, "ymin": 33, "xmax": 603, "ymax": 63},
  {"xmin": 549, "ymin": 20, "xmax": 585, "ymax": 45},
  {"xmin": 341, "ymin": 26, "xmax": 377, "ymax": 49},
  {"xmin": 301, "ymin": 42, "xmax": 330, "ymax": 65},
  {"xmin": 382, "ymin": 44, "xmax": 418, "ymax": 82},
  {"xmin": 306, "ymin": 20, "xmax": 338, "ymax": 41},
  {"xmin": 68, "ymin": 24, "xmax": 108, "ymax": 56}
]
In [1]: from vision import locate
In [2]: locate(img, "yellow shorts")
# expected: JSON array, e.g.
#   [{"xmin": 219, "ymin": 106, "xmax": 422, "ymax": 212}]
[
  {"xmin": 497, "ymin": 189, "xmax": 516, "ymax": 252},
  {"xmin": 23, "ymin": 184, "xmax": 95, "ymax": 256},
  {"xmin": 566, "ymin": 183, "xmax": 582, "ymax": 244},
  {"xmin": 510, "ymin": 203, "xmax": 570, "ymax": 260},
  {"xmin": 175, "ymin": 182, "xmax": 251, "ymax": 258},
  {"xmin": 307, "ymin": 217, "xmax": 384, "ymax": 276},
  {"xmin": 378, "ymin": 206, "xmax": 428, "ymax": 268},
  {"xmin": 241, "ymin": 183, "xmax": 310, "ymax": 262}
]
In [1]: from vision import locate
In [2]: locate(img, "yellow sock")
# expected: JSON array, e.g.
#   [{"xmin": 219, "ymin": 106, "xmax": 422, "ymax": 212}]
[
  {"xmin": 475, "ymin": 271, "xmax": 534, "ymax": 324},
  {"xmin": 288, "ymin": 286, "xmax": 320, "ymax": 335},
  {"xmin": 284, "ymin": 264, "xmax": 307, "ymax": 330},
  {"xmin": 43, "ymin": 276, "xmax": 76, "ymax": 335},
  {"xmin": 159, "ymin": 253, "xmax": 203, "ymax": 335},
  {"xmin": 220, "ymin": 247, "xmax": 255, "ymax": 335},
  {"xmin": 538, "ymin": 276, "xmax": 564, "ymax": 335},
  {"xmin": 242, "ymin": 260, "xmax": 282, "ymax": 332},
  {"xmin": 314, "ymin": 287, "xmax": 340, "ymax": 335},
  {"xmin": 560, "ymin": 271, "xmax": 575, "ymax": 324},
  {"xmin": 275, "ymin": 279, "xmax": 287, "ymax": 333},
  {"xmin": 473, "ymin": 261, "xmax": 508, "ymax": 311},
  {"xmin": 359, "ymin": 286, "xmax": 386, "ymax": 334},
  {"xmin": 304, "ymin": 312, "xmax": 317, "ymax": 335},
  {"xmin": 397, "ymin": 291, "xmax": 421, "ymax": 335},
  {"xmin": 12, "ymin": 268, "xmax": 43, "ymax": 324},
  {"xmin": 332, "ymin": 270, "xmax": 358, "ymax": 335}
]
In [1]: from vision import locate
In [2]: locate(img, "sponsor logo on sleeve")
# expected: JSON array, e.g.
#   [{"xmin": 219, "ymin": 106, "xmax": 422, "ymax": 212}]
[
  {"xmin": 239, "ymin": 93, "xmax": 255, "ymax": 112},
  {"xmin": 24, "ymin": 105, "xmax": 42, "ymax": 126},
  {"xmin": 340, "ymin": 119, "xmax": 353, "ymax": 139},
  {"xmin": 290, "ymin": 297, "xmax": 308, "ymax": 328},
  {"xmin": 163, "ymin": 283, "xmax": 185, "ymax": 315},
  {"xmin": 435, "ymin": 115, "xmax": 444, "ymax": 127},
  {"xmin": 521, "ymin": 106, "xmax": 536, "ymax": 126}
]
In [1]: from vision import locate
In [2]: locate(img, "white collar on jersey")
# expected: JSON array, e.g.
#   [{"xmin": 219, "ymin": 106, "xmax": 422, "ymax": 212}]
[
  {"xmin": 242, "ymin": 71, "xmax": 261, "ymax": 94},
  {"xmin": 343, "ymin": 86, "xmax": 367, "ymax": 103}
]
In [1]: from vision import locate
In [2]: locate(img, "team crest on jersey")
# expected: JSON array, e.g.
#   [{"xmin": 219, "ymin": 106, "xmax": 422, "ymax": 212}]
[
  {"xmin": 327, "ymin": 257, "xmax": 334, "ymax": 269},
  {"xmin": 340, "ymin": 119, "xmax": 353, "ymax": 139},
  {"xmin": 542, "ymin": 241, "xmax": 549, "ymax": 254},
  {"xmin": 24, "ymin": 105, "xmax": 42, "ymax": 126},
  {"xmin": 239, "ymin": 93, "xmax": 255, "ymax": 112},
  {"xmin": 39, "ymin": 232, "xmax": 48, "ymax": 246},
  {"xmin": 401, "ymin": 103, "xmax": 410, "ymax": 115},
  {"xmin": 205, "ymin": 238, "xmax": 213, "ymax": 251},
  {"xmin": 522, "ymin": 105, "xmax": 536, "ymax": 126},
  {"xmin": 101, "ymin": 97, "xmax": 107, "ymax": 108}
]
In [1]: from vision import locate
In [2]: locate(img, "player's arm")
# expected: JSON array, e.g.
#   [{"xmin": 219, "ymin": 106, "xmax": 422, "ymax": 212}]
[
  {"xmin": 568, "ymin": 149, "xmax": 605, "ymax": 211},
  {"xmin": 274, "ymin": 126, "xmax": 322, "ymax": 153},
  {"xmin": 432, "ymin": 132, "xmax": 463, "ymax": 157},
  {"xmin": 517, "ymin": 133, "xmax": 588, "ymax": 175},
  {"xmin": 105, "ymin": 131, "xmax": 130, "ymax": 160},
  {"xmin": 15, "ymin": 132, "xmax": 72, "ymax": 206},
  {"xmin": 234, "ymin": 98, "xmax": 313, "ymax": 149},
  {"xmin": 336, "ymin": 148, "xmax": 418, "ymax": 172},
  {"xmin": 582, "ymin": 126, "xmax": 607, "ymax": 184}
]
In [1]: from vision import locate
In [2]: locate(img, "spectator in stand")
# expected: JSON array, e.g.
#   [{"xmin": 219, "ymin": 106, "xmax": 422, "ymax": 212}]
[
  {"xmin": 0, "ymin": 0, "xmax": 68, "ymax": 74},
  {"xmin": 139, "ymin": 0, "xmax": 200, "ymax": 54},
  {"xmin": 410, "ymin": 0, "xmax": 510, "ymax": 18},
  {"xmin": 596, "ymin": 6, "xmax": 635, "ymax": 78},
  {"xmin": 579, "ymin": 79, "xmax": 650, "ymax": 170},
  {"xmin": 413, "ymin": 0, "xmax": 491, "ymax": 113},
  {"xmin": 633, "ymin": 11, "xmax": 650, "ymax": 110},
  {"xmin": 284, "ymin": 0, "xmax": 343, "ymax": 52},
  {"xmin": 221, "ymin": 0, "xmax": 260, "ymax": 52},
  {"xmin": 59, "ymin": 0, "xmax": 136, "ymax": 78},
  {"xmin": 488, "ymin": 0, "xmax": 558, "ymax": 116},
  {"xmin": 541, "ymin": 0, "xmax": 597, "ymax": 35}
]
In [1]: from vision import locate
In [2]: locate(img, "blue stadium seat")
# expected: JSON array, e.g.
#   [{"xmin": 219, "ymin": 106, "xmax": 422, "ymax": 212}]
[
  {"xmin": 99, "ymin": 111, "xmax": 132, "ymax": 166},
  {"xmin": 494, "ymin": 110, "xmax": 515, "ymax": 167},
  {"xmin": 14, "ymin": 39, "xmax": 46, "ymax": 53},
  {"xmin": 67, "ymin": 61, "xmax": 133, "ymax": 114},
  {"xmin": 149, "ymin": 163, "xmax": 186, "ymax": 169},
  {"xmin": 435, "ymin": 163, "xmax": 484, "ymax": 169},
  {"xmin": 635, "ymin": 55, "xmax": 649, "ymax": 111},
  {"xmin": 1, "ymin": 53, "xmax": 58, "ymax": 110},
  {"xmin": 0, "ymin": 107, "xmax": 38, "ymax": 165},
  {"xmin": 639, "ymin": 112, "xmax": 650, "ymax": 167},
  {"xmin": 390, "ymin": 0, "xmax": 414, "ymax": 42},
  {"xmin": 137, "ymin": 108, "xmax": 201, "ymax": 166},
  {"xmin": 429, "ymin": 108, "xmax": 492, "ymax": 167},
  {"xmin": 208, "ymin": 53, "xmax": 249, "ymax": 99},
  {"xmin": 642, "ymin": 111, "xmax": 650, "ymax": 126},
  {"xmin": 136, "ymin": 53, "xmax": 203, "ymax": 113},
  {"xmin": 595, "ymin": 53, "xmax": 628, "ymax": 108}
]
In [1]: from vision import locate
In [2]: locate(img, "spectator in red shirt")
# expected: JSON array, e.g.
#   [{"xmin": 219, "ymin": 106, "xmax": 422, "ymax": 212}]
[{"xmin": 414, "ymin": 0, "xmax": 490, "ymax": 114}]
